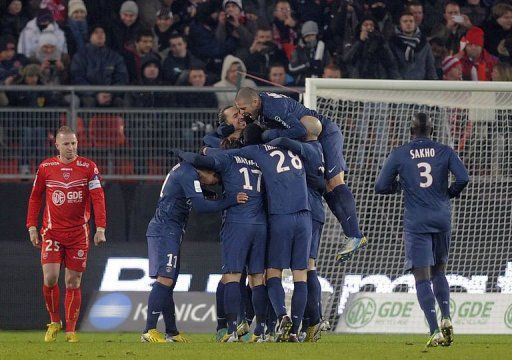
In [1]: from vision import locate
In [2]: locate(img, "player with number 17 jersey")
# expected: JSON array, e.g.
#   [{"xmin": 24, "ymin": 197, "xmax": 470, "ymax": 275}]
[{"xmin": 214, "ymin": 144, "xmax": 311, "ymax": 269}]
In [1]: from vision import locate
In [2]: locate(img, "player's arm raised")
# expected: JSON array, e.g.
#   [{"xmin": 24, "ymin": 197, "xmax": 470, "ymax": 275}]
[
  {"xmin": 375, "ymin": 151, "xmax": 401, "ymax": 195},
  {"xmin": 26, "ymin": 166, "xmax": 46, "ymax": 247},
  {"xmin": 88, "ymin": 165, "xmax": 107, "ymax": 246},
  {"xmin": 447, "ymin": 149, "xmax": 470, "ymax": 198}
]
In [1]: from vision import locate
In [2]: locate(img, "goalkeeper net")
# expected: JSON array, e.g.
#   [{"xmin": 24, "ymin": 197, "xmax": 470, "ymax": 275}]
[{"xmin": 306, "ymin": 79, "xmax": 512, "ymax": 328}]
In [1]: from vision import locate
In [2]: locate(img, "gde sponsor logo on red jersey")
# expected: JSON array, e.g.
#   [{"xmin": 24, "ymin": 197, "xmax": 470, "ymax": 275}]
[
  {"xmin": 52, "ymin": 190, "xmax": 66, "ymax": 206},
  {"xmin": 67, "ymin": 191, "xmax": 83, "ymax": 203},
  {"xmin": 51, "ymin": 190, "xmax": 83, "ymax": 205}
]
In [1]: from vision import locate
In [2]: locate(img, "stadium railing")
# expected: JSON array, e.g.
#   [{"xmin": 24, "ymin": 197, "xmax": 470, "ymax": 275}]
[{"xmin": 0, "ymin": 85, "xmax": 303, "ymax": 181}]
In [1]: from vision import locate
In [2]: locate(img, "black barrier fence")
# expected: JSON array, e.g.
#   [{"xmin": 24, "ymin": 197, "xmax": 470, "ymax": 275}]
[
  {"xmin": 0, "ymin": 183, "xmax": 223, "ymax": 330},
  {"xmin": 0, "ymin": 241, "xmax": 222, "ymax": 330}
]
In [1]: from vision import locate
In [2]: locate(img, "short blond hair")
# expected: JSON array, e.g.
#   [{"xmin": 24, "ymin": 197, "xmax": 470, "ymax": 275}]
[{"xmin": 56, "ymin": 126, "xmax": 76, "ymax": 137}]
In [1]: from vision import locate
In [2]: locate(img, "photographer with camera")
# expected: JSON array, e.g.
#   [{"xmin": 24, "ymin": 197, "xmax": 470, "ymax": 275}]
[
  {"xmin": 430, "ymin": 1, "xmax": 472, "ymax": 54},
  {"xmin": 239, "ymin": 25, "xmax": 288, "ymax": 85},
  {"xmin": 33, "ymin": 30, "xmax": 69, "ymax": 85},
  {"xmin": 342, "ymin": 16, "xmax": 399, "ymax": 79},
  {"xmin": 216, "ymin": 0, "xmax": 257, "ymax": 53}
]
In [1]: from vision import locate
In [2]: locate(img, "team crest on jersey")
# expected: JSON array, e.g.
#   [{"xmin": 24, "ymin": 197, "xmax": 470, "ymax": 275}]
[
  {"xmin": 42, "ymin": 252, "xmax": 48, "ymax": 259},
  {"xmin": 63, "ymin": 172, "xmax": 70, "ymax": 180},
  {"xmin": 52, "ymin": 190, "xmax": 66, "ymax": 206},
  {"xmin": 77, "ymin": 249, "xmax": 84, "ymax": 258}
]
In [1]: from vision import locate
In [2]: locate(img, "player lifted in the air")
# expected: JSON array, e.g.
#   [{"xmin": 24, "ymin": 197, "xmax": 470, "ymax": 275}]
[
  {"xmin": 375, "ymin": 113, "xmax": 469, "ymax": 349},
  {"xmin": 142, "ymin": 161, "xmax": 248, "ymax": 343},
  {"xmin": 234, "ymin": 87, "xmax": 366, "ymax": 263},
  {"xmin": 26, "ymin": 126, "xmax": 107, "ymax": 343},
  {"xmin": 268, "ymin": 116, "xmax": 326, "ymax": 342}
]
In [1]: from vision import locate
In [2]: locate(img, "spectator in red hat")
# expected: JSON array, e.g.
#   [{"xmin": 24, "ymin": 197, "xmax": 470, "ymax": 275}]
[
  {"xmin": 459, "ymin": 26, "xmax": 497, "ymax": 81},
  {"xmin": 442, "ymin": 55, "xmax": 462, "ymax": 80}
]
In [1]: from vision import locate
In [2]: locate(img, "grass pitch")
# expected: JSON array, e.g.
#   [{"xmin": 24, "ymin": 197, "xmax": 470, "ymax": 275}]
[{"xmin": 0, "ymin": 332, "xmax": 511, "ymax": 360}]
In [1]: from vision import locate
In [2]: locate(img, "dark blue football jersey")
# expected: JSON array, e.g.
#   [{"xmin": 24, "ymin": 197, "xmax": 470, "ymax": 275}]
[
  {"xmin": 258, "ymin": 92, "xmax": 339, "ymax": 140},
  {"xmin": 269, "ymin": 137, "xmax": 325, "ymax": 223},
  {"xmin": 209, "ymin": 153, "xmax": 266, "ymax": 224},
  {"xmin": 375, "ymin": 137, "xmax": 469, "ymax": 233},
  {"xmin": 146, "ymin": 162, "xmax": 204, "ymax": 236},
  {"xmin": 221, "ymin": 144, "xmax": 310, "ymax": 215},
  {"xmin": 202, "ymin": 132, "xmax": 222, "ymax": 148}
]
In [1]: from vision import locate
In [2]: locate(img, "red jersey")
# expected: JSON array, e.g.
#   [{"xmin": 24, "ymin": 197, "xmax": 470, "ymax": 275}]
[{"xmin": 26, "ymin": 156, "xmax": 106, "ymax": 231}]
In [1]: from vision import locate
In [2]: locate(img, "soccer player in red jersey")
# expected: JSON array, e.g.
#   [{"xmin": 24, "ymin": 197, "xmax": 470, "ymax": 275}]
[{"xmin": 26, "ymin": 126, "xmax": 107, "ymax": 343}]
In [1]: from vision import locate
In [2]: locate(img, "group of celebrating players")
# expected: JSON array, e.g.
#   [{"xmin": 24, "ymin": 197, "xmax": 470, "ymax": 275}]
[
  {"xmin": 27, "ymin": 86, "xmax": 469, "ymax": 349},
  {"xmin": 142, "ymin": 87, "xmax": 367, "ymax": 343}
]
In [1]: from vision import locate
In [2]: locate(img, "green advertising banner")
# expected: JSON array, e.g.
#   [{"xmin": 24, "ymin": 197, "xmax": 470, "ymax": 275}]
[{"xmin": 336, "ymin": 293, "xmax": 512, "ymax": 334}]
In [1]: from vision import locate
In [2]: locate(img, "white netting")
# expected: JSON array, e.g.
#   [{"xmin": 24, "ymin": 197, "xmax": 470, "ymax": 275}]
[{"xmin": 310, "ymin": 80, "xmax": 512, "ymax": 327}]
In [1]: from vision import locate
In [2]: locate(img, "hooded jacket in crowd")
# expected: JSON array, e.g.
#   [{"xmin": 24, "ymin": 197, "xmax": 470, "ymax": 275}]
[{"xmin": 213, "ymin": 54, "xmax": 256, "ymax": 109}]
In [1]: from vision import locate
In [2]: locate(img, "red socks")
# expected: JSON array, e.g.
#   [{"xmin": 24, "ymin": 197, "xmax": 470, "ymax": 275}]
[
  {"xmin": 43, "ymin": 285, "xmax": 82, "ymax": 332},
  {"xmin": 65, "ymin": 288, "xmax": 82, "ymax": 332},
  {"xmin": 43, "ymin": 284, "xmax": 61, "ymax": 323}
]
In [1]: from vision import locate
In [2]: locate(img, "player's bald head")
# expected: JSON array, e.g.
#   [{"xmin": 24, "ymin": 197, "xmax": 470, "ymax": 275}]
[
  {"xmin": 411, "ymin": 112, "xmax": 433, "ymax": 138},
  {"xmin": 300, "ymin": 116, "xmax": 322, "ymax": 140},
  {"xmin": 236, "ymin": 87, "xmax": 259, "ymax": 103},
  {"xmin": 235, "ymin": 87, "xmax": 261, "ymax": 119}
]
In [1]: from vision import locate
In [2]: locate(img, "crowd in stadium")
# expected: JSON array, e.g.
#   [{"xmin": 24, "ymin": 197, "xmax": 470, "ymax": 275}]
[{"xmin": 1, "ymin": 0, "xmax": 512, "ymax": 109}]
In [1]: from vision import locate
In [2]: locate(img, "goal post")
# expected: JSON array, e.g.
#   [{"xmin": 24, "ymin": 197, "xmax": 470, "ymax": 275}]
[{"xmin": 305, "ymin": 79, "xmax": 512, "ymax": 333}]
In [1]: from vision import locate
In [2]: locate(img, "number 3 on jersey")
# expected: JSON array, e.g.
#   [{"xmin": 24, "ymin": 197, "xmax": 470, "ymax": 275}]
[
  {"xmin": 417, "ymin": 162, "xmax": 433, "ymax": 188},
  {"xmin": 270, "ymin": 150, "xmax": 303, "ymax": 173}
]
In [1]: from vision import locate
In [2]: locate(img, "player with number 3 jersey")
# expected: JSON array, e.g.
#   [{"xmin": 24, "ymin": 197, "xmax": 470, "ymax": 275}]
[{"xmin": 375, "ymin": 113, "xmax": 469, "ymax": 349}]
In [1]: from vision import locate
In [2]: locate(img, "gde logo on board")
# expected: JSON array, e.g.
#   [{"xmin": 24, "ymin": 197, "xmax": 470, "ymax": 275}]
[
  {"xmin": 345, "ymin": 297, "xmax": 377, "ymax": 328},
  {"xmin": 504, "ymin": 304, "xmax": 512, "ymax": 329},
  {"xmin": 89, "ymin": 293, "xmax": 132, "ymax": 330}
]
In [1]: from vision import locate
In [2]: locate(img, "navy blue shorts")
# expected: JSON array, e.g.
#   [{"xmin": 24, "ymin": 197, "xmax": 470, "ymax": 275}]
[
  {"xmin": 267, "ymin": 210, "xmax": 312, "ymax": 270},
  {"xmin": 310, "ymin": 220, "xmax": 324, "ymax": 260},
  {"xmin": 221, "ymin": 222, "xmax": 267, "ymax": 274},
  {"xmin": 147, "ymin": 234, "xmax": 182, "ymax": 280},
  {"xmin": 320, "ymin": 123, "xmax": 348, "ymax": 180},
  {"xmin": 403, "ymin": 231, "xmax": 451, "ymax": 272}
]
